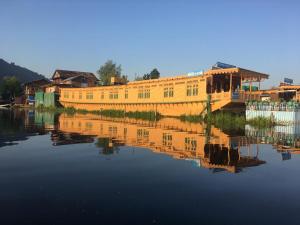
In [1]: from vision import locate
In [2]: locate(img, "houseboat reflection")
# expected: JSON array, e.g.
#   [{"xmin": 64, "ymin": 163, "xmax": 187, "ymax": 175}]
[{"xmin": 57, "ymin": 113, "xmax": 265, "ymax": 173}]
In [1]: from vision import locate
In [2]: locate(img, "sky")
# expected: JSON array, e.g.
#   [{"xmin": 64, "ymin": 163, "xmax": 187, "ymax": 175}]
[{"xmin": 1, "ymin": 0, "xmax": 300, "ymax": 88}]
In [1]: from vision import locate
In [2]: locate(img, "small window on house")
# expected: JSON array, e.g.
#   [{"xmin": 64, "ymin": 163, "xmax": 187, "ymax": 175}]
[
  {"xmin": 164, "ymin": 87, "xmax": 168, "ymax": 98},
  {"xmin": 186, "ymin": 85, "xmax": 192, "ymax": 96},
  {"xmin": 86, "ymin": 92, "xmax": 93, "ymax": 99},
  {"xmin": 145, "ymin": 89, "xmax": 150, "ymax": 98},
  {"xmin": 114, "ymin": 92, "xmax": 118, "ymax": 99},
  {"xmin": 64, "ymin": 92, "xmax": 69, "ymax": 98},
  {"xmin": 125, "ymin": 90, "xmax": 128, "ymax": 99},
  {"xmin": 79, "ymin": 92, "xmax": 82, "ymax": 99},
  {"xmin": 193, "ymin": 84, "xmax": 198, "ymax": 96},
  {"xmin": 101, "ymin": 92, "xmax": 104, "ymax": 99},
  {"xmin": 169, "ymin": 87, "xmax": 174, "ymax": 97},
  {"xmin": 138, "ymin": 90, "xmax": 144, "ymax": 99}
]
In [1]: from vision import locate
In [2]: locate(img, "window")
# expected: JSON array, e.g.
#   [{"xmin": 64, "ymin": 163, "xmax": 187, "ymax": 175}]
[
  {"xmin": 186, "ymin": 85, "xmax": 192, "ymax": 96},
  {"xmin": 193, "ymin": 84, "xmax": 198, "ymax": 96},
  {"xmin": 185, "ymin": 137, "xmax": 197, "ymax": 151},
  {"xmin": 114, "ymin": 92, "xmax": 118, "ymax": 99},
  {"xmin": 138, "ymin": 89, "xmax": 150, "ymax": 99},
  {"xmin": 145, "ymin": 89, "xmax": 150, "ymax": 98},
  {"xmin": 164, "ymin": 87, "xmax": 174, "ymax": 98},
  {"xmin": 169, "ymin": 87, "xmax": 174, "ymax": 97},
  {"xmin": 138, "ymin": 89, "xmax": 144, "ymax": 99},
  {"xmin": 72, "ymin": 92, "xmax": 74, "ymax": 99},
  {"xmin": 125, "ymin": 90, "xmax": 128, "ymax": 99},
  {"xmin": 64, "ymin": 91, "xmax": 69, "ymax": 98},
  {"xmin": 162, "ymin": 133, "xmax": 172, "ymax": 146},
  {"xmin": 101, "ymin": 92, "xmax": 104, "ymax": 99},
  {"xmin": 164, "ymin": 87, "xmax": 169, "ymax": 97},
  {"xmin": 79, "ymin": 92, "xmax": 82, "ymax": 99},
  {"xmin": 86, "ymin": 92, "xmax": 93, "ymax": 99},
  {"xmin": 109, "ymin": 91, "xmax": 118, "ymax": 99}
]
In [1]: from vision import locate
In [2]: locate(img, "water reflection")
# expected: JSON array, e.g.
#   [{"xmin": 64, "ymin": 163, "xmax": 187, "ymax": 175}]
[
  {"xmin": 0, "ymin": 109, "xmax": 273, "ymax": 173},
  {"xmin": 3, "ymin": 109, "xmax": 300, "ymax": 172},
  {"xmin": 246, "ymin": 125, "xmax": 300, "ymax": 160}
]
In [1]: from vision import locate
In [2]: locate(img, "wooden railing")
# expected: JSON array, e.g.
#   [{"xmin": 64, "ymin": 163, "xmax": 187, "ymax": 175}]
[{"xmin": 210, "ymin": 91, "xmax": 262, "ymax": 102}]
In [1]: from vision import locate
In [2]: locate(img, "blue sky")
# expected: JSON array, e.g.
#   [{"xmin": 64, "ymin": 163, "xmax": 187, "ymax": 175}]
[{"xmin": 1, "ymin": 0, "xmax": 299, "ymax": 87}]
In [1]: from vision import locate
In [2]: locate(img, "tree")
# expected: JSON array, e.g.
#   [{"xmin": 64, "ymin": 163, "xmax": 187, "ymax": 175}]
[
  {"xmin": 142, "ymin": 68, "xmax": 160, "ymax": 80},
  {"xmin": 134, "ymin": 75, "xmax": 143, "ymax": 81},
  {"xmin": 0, "ymin": 76, "xmax": 22, "ymax": 100},
  {"xmin": 121, "ymin": 75, "xmax": 129, "ymax": 84},
  {"xmin": 97, "ymin": 60, "xmax": 122, "ymax": 85},
  {"xmin": 149, "ymin": 68, "xmax": 160, "ymax": 79}
]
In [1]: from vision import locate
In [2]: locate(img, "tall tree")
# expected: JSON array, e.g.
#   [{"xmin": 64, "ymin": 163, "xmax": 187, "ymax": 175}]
[
  {"xmin": 97, "ymin": 60, "xmax": 122, "ymax": 85},
  {"xmin": 142, "ymin": 68, "xmax": 160, "ymax": 80},
  {"xmin": 0, "ymin": 76, "xmax": 22, "ymax": 100},
  {"xmin": 149, "ymin": 68, "xmax": 160, "ymax": 79}
]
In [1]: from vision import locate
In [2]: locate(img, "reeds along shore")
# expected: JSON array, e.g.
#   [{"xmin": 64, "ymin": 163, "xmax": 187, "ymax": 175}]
[{"xmin": 34, "ymin": 105, "xmax": 276, "ymax": 129}]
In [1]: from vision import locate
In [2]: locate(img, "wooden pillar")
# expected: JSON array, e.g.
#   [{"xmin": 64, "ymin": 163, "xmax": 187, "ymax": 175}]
[
  {"xmin": 240, "ymin": 75, "xmax": 243, "ymax": 91},
  {"xmin": 229, "ymin": 73, "xmax": 232, "ymax": 92}
]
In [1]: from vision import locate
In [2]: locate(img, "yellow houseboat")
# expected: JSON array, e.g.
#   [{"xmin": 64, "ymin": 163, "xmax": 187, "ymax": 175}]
[{"xmin": 59, "ymin": 63, "xmax": 268, "ymax": 116}]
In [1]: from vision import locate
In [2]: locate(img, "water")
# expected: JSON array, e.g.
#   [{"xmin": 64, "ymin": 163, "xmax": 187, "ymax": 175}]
[{"xmin": 1, "ymin": 109, "xmax": 300, "ymax": 225}]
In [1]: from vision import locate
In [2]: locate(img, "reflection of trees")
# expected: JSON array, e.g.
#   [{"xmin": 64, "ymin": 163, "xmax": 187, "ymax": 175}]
[
  {"xmin": 51, "ymin": 131, "xmax": 94, "ymax": 146},
  {"xmin": 0, "ymin": 109, "xmax": 43, "ymax": 148},
  {"xmin": 95, "ymin": 138, "xmax": 120, "ymax": 155},
  {"xmin": 0, "ymin": 109, "xmax": 25, "ymax": 134}
]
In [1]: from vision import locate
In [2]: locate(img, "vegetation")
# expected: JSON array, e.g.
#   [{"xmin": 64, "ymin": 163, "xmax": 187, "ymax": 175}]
[
  {"xmin": 179, "ymin": 111, "xmax": 277, "ymax": 131},
  {"xmin": 97, "ymin": 109, "xmax": 160, "ymax": 120},
  {"xmin": 179, "ymin": 114, "xmax": 204, "ymax": 123},
  {"xmin": 35, "ymin": 105, "xmax": 161, "ymax": 120},
  {"xmin": 143, "ymin": 68, "xmax": 160, "ymax": 80},
  {"xmin": 0, "ymin": 76, "xmax": 22, "ymax": 100},
  {"xmin": 35, "ymin": 105, "xmax": 276, "ymax": 129},
  {"xmin": 247, "ymin": 116, "xmax": 276, "ymax": 128},
  {"xmin": 134, "ymin": 68, "xmax": 160, "ymax": 81},
  {"xmin": 97, "ymin": 60, "xmax": 122, "ymax": 85},
  {"xmin": 206, "ymin": 112, "xmax": 246, "ymax": 131}
]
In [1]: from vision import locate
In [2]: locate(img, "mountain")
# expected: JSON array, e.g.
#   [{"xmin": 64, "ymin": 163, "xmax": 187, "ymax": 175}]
[{"xmin": 0, "ymin": 58, "xmax": 46, "ymax": 83}]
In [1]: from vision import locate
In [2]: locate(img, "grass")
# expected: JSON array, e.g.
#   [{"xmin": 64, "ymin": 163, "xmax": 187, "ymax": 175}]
[
  {"xmin": 179, "ymin": 114, "xmax": 204, "ymax": 123},
  {"xmin": 247, "ymin": 116, "xmax": 276, "ymax": 128},
  {"xmin": 179, "ymin": 111, "xmax": 277, "ymax": 131},
  {"xmin": 35, "ymin": 105, "xmax": 161, "ymax": 120},
  {"xmin": 36, "ymin": 105, "xmax": 277, "ymax": 128}
]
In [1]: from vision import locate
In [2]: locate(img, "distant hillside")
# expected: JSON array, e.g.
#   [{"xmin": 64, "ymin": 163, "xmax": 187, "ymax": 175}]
[{"xmin": 0, "ymin": 58, "xmax": 46, "ymax": 83}]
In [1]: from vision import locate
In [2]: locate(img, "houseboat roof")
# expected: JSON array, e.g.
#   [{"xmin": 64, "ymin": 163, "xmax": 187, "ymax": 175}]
[
  {"xmin": 205, "ymin": 67, "xmax": 269, "ymax": 82},
  {"xmin": 278, "ymin": 85, "xmax": 300, "ymax": 90},
  {"xmin": 127, "ymin": 67, "xmax": 268, "ymax": 86}
]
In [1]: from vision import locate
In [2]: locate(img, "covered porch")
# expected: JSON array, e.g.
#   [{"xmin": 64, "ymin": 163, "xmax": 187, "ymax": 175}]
[{"xmin": 205, "ymin": 67, "xmax": 269, "ymax": 102}]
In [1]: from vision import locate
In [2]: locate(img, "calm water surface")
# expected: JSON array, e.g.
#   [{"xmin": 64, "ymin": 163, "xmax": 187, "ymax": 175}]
[{"xmin": 1, "ymin": 109, "xmax": 300, "ymax": 225}]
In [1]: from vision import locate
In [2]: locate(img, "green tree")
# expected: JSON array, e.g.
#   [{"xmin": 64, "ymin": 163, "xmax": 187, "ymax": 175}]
[
  {"xmin": 97, "ymin": 60, "xmax": 122, "ymax": 85},
  {"xmin": 0, "ymin": 76, "xmax": 22, "ymax": 100},
  {"xmin": 149, "ymin": 68, "xmax": 160, "ymax": 79},
  {"xmin": 142, "ymin": 68, "xmax": 160, "ymax": 80}
]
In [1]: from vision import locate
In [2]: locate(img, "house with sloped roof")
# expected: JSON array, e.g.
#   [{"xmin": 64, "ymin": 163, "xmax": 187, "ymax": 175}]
[{"xmin": 51, "ymin": 69, "xmax": 98, "ymax": 87}]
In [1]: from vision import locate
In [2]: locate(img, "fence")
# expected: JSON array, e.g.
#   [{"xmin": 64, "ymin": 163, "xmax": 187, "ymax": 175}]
[{"xmin": 246, "ymin": 101, "xmax": 300, "ymax": 124}]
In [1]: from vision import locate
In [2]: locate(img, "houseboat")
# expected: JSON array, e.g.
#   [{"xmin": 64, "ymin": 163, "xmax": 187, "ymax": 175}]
[{"xmin": 59, "ymin": 63, "xmax": 268, "ymax": 116}]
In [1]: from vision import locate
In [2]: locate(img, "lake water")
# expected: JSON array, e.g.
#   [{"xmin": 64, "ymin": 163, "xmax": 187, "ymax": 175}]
[{"xmin": 1, "ymin": 109, "xmax": 300, "ymax": 225}]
